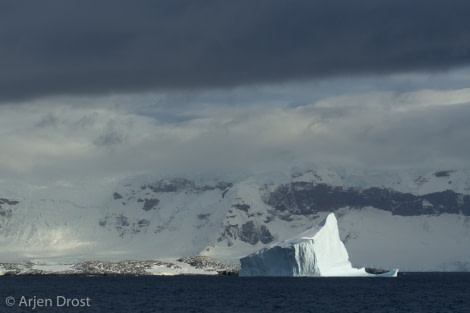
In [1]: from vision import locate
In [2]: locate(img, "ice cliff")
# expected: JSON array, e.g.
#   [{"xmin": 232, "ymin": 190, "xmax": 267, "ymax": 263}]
[{"xmin": 239, "ymin": 213, "xmax": 398, "ymax": 277}]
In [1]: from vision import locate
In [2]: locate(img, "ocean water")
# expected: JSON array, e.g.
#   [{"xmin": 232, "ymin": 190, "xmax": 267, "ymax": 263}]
[{"xmin": 1, "ymin": 273, "xmax": 469, "ymax": 312}]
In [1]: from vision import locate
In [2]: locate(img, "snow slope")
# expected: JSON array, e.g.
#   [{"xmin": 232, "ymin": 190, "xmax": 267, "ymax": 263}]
[{"xmin": 336, "ymin": 207, "xmax": 470, "ymax": 271}]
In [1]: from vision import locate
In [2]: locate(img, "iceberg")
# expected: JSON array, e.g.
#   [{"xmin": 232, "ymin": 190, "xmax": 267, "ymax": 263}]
[{"xmin": 239, "ymin": 213, "xmax": 398, "ymax": 277}]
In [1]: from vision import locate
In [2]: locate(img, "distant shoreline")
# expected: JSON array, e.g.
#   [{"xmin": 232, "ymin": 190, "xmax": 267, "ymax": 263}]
[{"xmin": 0, "ymin": 257, "xmax": 240, "ymax": 277}]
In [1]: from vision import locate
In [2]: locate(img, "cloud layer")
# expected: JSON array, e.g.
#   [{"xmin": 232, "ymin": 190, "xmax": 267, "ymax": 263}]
[
  {"xmin": 1, "ymin": 0, "xmax": 470, "ymax": 102},
  {"xmin": 2, "ymin": 71, "xmax": 470, "ymax": 182}
]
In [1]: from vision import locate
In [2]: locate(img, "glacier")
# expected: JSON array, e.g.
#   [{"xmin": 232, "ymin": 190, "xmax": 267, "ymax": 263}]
[{"xmin": 239, "ymin": 213, "xmax": 398, "ymax": 277}]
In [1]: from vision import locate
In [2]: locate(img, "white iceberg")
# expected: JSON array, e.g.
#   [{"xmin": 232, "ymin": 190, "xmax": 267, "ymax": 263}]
[{"xmin": 239, "ymin": 213, "xmax": 398, "ymax": 277}]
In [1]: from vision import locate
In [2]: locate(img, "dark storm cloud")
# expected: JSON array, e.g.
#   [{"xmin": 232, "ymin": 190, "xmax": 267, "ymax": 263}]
[{"xmin": 1, "ymin": 0, "xmax": 470, "ymax": 102}]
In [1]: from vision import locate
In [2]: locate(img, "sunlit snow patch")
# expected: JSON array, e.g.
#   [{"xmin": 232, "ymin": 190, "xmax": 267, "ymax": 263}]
[{"xmin": 239, "ymin": 213, "xmax": 398, "ymax": 277}]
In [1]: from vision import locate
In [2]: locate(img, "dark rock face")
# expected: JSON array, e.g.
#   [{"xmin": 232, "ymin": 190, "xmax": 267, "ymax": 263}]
[
  {"xmin": 265, "ymin": 183, "xmax": 470, "ymax": 217},
  {"xmin": 433, "ymin": 170, "xmax": 455, "ymax": 178},
  {"xmin": 0, "ymin": 207, "xmax": 13, "ymax": 218},
  {"xmin": 0, "ymin": 198, "xmax": 19, "ymax": 230},
  {"xmin": 215, "ymin": 181, "xmax": 233, "ymax": 191},
  {"xmin": 232, "ymin": 203, "xmax": 250, "ymax": 212},
  {"xmin": 240, "ymin": 221, "xmax": 274, "ymax": 245},
  {"xmin": 197, "ymin": 213, "xmax": 211, "ymax": 220},
  {"xmin": 144, "ymin": 178, "xmax": 232, "ymax": 193},
  {"xmin": 0, "ymin": 198, "xmax": 19, "ymax": 206},
  {"xmin": 146, "ymin": 178, "xmax": 194, "ymax": 193},
  {"xmin": 219, "ymin": 221, "xmax": 274, "ymax": 246},
  {"xmin": 99, "ymin": 214, "xmax": 151, "ymax": 237},
  {"xmin": 138, "ymin": 219, "xmax": 150, "ymax": 228},
  {"xmin": 142, "ymin": 198, "xmax": 159, "ymax": 211},
  {"xmin": 265, "ymin": 183, "xmax": 356, "ymax": 216},
  {"xmin": 113, "ymin": 192, "xmax": 123, "ymax": 200}
]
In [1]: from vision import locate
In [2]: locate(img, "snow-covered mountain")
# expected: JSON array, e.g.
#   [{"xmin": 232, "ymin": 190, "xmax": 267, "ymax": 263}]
[{"xmin": 1, "ymin": 166, "xmax": 470, "ymax": 271}]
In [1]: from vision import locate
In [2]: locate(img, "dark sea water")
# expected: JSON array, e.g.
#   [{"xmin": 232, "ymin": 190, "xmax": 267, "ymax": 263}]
[{"xmin": 1, "ymin": 273, "xmax": 469, "ymax": 313}]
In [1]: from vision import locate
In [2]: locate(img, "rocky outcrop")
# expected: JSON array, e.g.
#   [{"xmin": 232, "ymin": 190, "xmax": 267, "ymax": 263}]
[
  {"xmin": 0, "ymin": 262, "xmax": 47, "ymax": 275},
  {"xmin": 0, "ymin": 198, "xmax": 18, "ymax": 231},
  {"xmin": 177, "ymin": 256, "xmax": 240, "ymax": 275},
  {"xmin": 145, "ymin": 178, "xmax": 232, "ymax": 193},
  {"xmin": 99, "ymin": 214, "xmax": 151, "ymax": 237},
  {"xmin": 74, "ymin": 260, "xmax": 179, "ymax": 275},
  {"xmin": 0, "ymin": 258, "xmax": 240, "ymax": 276},
  {"xmin": 219, "ymin": 221, "xmax": 274, "ymax": 246},
  {"xmin": 142, "ymin": 198, "xmax": 159, "ymax": 211},
  {"xmin": 0, "ymin": 260, "xmax": 178, "ymax": 276},
  {"xmin": 240, "ymin": 221, "xmax": 274, "ymax": 245},
  {"xmin": 103, "ymin": 178, "xmax": 233, "ymax": 238},
  {"xmin": 0, "ymin": 198, "xmax": 19, "ymax": 206},
  {"xmin": 265, "ymin": 183, "xmax": 470, "ymax": 217},
  {"xmin": 113, "ymin": 192, "xmax": 123, "ymax": 200}
]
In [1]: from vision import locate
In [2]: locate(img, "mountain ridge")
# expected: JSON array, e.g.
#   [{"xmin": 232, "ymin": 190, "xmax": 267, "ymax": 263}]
[{"xmin": 1, "ymin": 166, "xmax": 469, "ymax": 271}]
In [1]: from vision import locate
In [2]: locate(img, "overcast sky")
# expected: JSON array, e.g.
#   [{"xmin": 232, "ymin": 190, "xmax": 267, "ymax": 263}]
[{"xmin": 1, "ymin": 1, "xmax": 470, "ymax": 183}]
